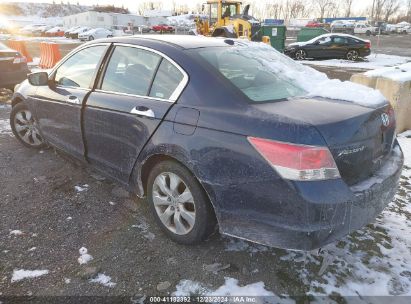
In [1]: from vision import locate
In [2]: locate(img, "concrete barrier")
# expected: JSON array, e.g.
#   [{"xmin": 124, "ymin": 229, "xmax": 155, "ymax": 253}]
[
  {"xmin": 39, "ymin": 42, "xmax": 61, "ymax": 69},
  {"xmin": 350, "ymin": 71, "xmax": 411, "ymax": 133}
]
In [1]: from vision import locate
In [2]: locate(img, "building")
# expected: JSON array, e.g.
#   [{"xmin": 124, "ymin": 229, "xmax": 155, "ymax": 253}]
[{"xmin": 63, "ymin": 11, "xmax": 167, "ymax": 29}]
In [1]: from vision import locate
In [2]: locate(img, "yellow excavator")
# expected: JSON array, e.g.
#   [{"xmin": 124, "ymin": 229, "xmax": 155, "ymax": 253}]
[{"xmin": 196, "ymin": 0, "xmax": 262, "ymax": 40}]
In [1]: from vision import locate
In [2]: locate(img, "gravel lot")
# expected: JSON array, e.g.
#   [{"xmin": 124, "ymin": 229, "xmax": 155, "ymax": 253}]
[{"xmin": 1, "ymin": 90, "xmax": 411, "ymax": 301}]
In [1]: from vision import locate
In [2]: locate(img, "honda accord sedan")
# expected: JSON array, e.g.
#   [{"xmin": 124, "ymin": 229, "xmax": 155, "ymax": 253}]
[
  {"xmin": 284, "ymin": 33, "xmax": 371, "ymax": 61},
  {"xmin": 10, "ymin": 36, "xmax": 403, "ymax": 250}
]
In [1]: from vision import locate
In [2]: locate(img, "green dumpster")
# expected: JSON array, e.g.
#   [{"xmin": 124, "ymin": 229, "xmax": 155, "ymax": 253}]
[
  {"xmin": 297, "ymin": 27, "xmax": 329, "ymax": 42},
  {"xmin": 259, "ymin": 25, "xmax": 287, "ymax": 52}
]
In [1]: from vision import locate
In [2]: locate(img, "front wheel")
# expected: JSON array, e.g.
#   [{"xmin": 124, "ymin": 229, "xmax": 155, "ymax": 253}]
[
  {"xmin": 147, "ymin": 160, "xmax": 217, "ymax": 245},
  {"xmin": 346, "ymin": 49, "xmax": 359, "ymax": 61},
  {"xmin": 10, "ymin": 102, "xmax": 45, "ymax": 149},
  {"xmin": 295, "ymin": 49, "xmax": 307, "ymax": 60}
]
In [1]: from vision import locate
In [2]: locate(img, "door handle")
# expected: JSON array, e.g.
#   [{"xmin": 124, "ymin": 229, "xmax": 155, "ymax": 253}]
[
  {"xmin": 130, "ymin": 106, "xmax": 155, "ymax": 118},
  {"xmin": 66, "ymin": 95, "xmax": 81, "ymax": 105}
]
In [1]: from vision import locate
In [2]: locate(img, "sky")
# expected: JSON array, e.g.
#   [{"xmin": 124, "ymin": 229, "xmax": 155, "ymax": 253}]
[{"xmin": 1, "ymin": 0, "xmax": 375, "ymax": 13}]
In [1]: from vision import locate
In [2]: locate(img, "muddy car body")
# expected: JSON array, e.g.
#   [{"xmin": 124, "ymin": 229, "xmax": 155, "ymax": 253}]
[{"xmin": 11, "ymin": 36, "xmax": 403, "ymax": 250}]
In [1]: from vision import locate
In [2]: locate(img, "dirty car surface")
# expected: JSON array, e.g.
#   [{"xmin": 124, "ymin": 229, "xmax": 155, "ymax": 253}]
[{"xmin": 10, "ymin": 35, "xmax": 403, "ymax": 250}]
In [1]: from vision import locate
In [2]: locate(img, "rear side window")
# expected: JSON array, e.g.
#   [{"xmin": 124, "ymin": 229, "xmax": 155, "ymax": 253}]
[
  {"xmin": 54, "ymin": 45, "xmax": 106, "ymax": 88},
  {"xmin": 333, "ymin": 37, "xmax": 348, "ymax": 44},
  {"xmin": 149, "ymin": 60, "xmax": 184, "ymax": 100},
  {"xmin": 101, "ymin": 46, "xmax": 161, "ymax": 96}
]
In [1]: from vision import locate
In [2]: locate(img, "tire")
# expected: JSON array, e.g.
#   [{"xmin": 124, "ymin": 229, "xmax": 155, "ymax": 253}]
[
  {"xmin": 147, "ymin": 160, "xmax": 217, "ymax": 245},
  {"xmin": 10, "ymin": 102, "xmax": 45, "ymax": 149},
  {"xmin": 107, "ymin": 35, "xmax": 113, "ymax": 38},
  {"xmin": 366, "ymin": 30, "xmax": 371, "ymax": 36},
  {"xmin": 346, "ymin": 49, "xmax": 359, "ymax": 61},
  {"xmin": 295, "ymin": 49, "xmax": 307, "ymax": 60},
  {"xmin": 89, "ymin": 36, "xmax": 94, "ymax": 41}
]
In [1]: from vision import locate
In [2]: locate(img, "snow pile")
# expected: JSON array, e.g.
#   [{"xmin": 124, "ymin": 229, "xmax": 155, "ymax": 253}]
[
  {"xmin": 11, "ymin": 269, "xmax": 49, "ymax": 282},
  {"xmin": 77, "ymin": 247, "xmax": 93, "ymax": 265},
  {"xmin": 234, "ymin": 41, "xmax": 386, "ymax": 107},
  {"xmin": 305, "ymin": 54, "xmax": 411, "ymax": 70},
  {"xmin": 365, "ymin": 62, "xmax": 411, "ymax": 82},
  {"xmin": 89, "ymin": 273, "xmax": 116, "ymax": 288}
]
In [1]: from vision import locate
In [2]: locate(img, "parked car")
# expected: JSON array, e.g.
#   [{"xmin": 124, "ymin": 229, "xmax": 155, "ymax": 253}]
[
  {"xmin": 10, "ymin": 36, "xmax": 403, "ymax": 250},
  {"xmin": 396, "ymin": 24, "xmax": 411, "ymax": 34},
  {"xmin": 69, "ymin": 26, "xmax": 91, "ymax": 39},
  {"xmin": 284, "ymin": 33, "xmax": 371, "ymax": 61},
  {"xmin": 78, "ymin": 28, "xmax": 113, "ymax": 41},
  {"xmin": 0, "ymin": 42, "xmax": 29, "ymax": 91},
  {"xmin": 64, "ymin": 26, "xmax": 81, "ymax": 38},
  {"xmin": 46, "ymin": 26, "xmax": 65, "ymax": 37},
  {"xmin": 306, "ymin": 21, "xmax": 324, "ymax": 28},
  {"xmin": 31, "ymin": 25, "xmax": 54, "ymax": 36},
  {"xmin": 354, "ymin": 23, "xmax": 377, "ymax": 36},
  {"xmin": 19, "ymin": 24, "xmax": 46, "ymax": 36},
  {"xmin": 330, "ymin": 20, "xmax": 355, "ymax": 33},
  {"xmin": 152, "ymin": 23, "xmax": 175, "ymax": 33}
]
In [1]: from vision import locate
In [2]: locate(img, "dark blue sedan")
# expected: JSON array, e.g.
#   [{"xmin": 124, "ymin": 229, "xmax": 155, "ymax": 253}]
[{"xmin": 10, "ymin": 35, "xmax": 403, "ymax": 250}]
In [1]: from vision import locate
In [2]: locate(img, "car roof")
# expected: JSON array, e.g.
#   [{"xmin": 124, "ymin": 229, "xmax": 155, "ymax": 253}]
[
  {"xmin": 98, "ymin": 35, "xmax": 232, "ymax": 50},
  {"xmin": 315, "ymin": 33, "xmax": 368, "ymax": 42}
]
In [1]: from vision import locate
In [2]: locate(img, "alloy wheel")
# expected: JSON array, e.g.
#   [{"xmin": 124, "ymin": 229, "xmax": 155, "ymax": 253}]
[
  {"xmin": 152, "ymin": 172, "xmax": 196, "ymax": 235},
  {"xmin": 346, "ymin": 50, "xmax": 359, "ymax": 61},
  {"xmin": 13, "ymin": 109, "xmax": 44, "ymax": 146},
  {"xmin": 295, "ymin": 50, "xmax": 306, "ymax": 60}
]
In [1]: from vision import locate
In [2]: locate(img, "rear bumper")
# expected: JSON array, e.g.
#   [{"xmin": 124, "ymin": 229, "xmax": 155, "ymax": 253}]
[
  {"xmin": 219, "ymin": 144, "xmax": 403, "ymax": 251},
  {"xmin": 0, "ymin": 66, "xmax": 29, "ymax": 88}
]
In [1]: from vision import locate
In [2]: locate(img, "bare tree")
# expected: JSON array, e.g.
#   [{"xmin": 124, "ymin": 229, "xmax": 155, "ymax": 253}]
[
  {"xmin": 383, "ymin": 0, "xmax": 401, "ymax": 21},
  {"xmin": 343, "ymin": 0, "xmax": 354, "ymax": 17},
  {"xmin": 312, "ymin": 0, "xmax": 335, "ymax": 20}
]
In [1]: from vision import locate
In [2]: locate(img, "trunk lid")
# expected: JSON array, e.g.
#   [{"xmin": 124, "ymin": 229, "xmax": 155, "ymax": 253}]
[
  {"xmin": 254, "ymin": 98, "xmax": 396, "ymax": 185},
  {"xmin": 0, "ymin": 50, "xmax": 22, "ymax": 72}
]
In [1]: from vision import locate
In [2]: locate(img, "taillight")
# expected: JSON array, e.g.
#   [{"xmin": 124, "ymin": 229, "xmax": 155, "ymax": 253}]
[
  {"xmin": 248, "ymin": 137, "xmax": 340, "ymax": 181},
  {"xmin": 365, "ymin": 41, "xmax": 371, "ymax": 49}
]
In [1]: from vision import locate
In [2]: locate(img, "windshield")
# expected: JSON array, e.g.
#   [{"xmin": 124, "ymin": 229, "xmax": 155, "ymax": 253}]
[{"xmin": 194, "ymin": 43, "xmax": 307, "ymax": 102}]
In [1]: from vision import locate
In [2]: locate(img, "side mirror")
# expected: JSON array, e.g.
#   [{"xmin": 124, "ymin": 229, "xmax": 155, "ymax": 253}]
[{"xmin": 28, "ymin": 72, "xmax": 49, "ymax": 86}]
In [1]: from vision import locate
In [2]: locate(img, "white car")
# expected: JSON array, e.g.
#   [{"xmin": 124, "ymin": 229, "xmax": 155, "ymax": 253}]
[
  {"xmin": 68, "ymin": 26, "xmax": 91, "ymax": 39},
  {"xmin": 396, "ymin": 24, "xmax": 411, "ymax": 34},
  {"xmin": 354, "ymin": 23, "xmax": 377, "ymax": 36},
  {"xmin": 78, "ymin": 28, "xmax": 113, "ymax": 41}
]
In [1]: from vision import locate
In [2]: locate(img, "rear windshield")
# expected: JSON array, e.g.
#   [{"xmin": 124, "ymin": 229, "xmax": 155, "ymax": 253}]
[{"xmin": 193, "ymin": 44, "xmax": 307, "ymax": 102}]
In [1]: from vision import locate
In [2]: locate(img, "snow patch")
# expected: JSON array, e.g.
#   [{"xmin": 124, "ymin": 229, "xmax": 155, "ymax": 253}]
[
  {"xmin": 9, "ymin": 230, "xmax": 23, "ymax": 236},
  {"xmin": 74, "ymin": 184, "xmax": 89, "ymax": 193},
  {"xmin": 365, "ymin": 62, "xmax": 411, "ymax": 82},
  {"xmin": 89, "ymin": 273, "xmax": 116, "ymax": 288},
  {"xmin": 77, "ymin": 247, "xmax": 93, "ymax": 265},
  {"xmin": 11, "ymin": 269, "xmax": 49, "ymax": 282},
  {"xmin": 132, "ymin": 217, "xmax": 155, "ymax": 241}
]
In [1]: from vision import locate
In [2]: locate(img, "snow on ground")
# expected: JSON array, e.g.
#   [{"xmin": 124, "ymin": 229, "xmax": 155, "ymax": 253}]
[
  {"xmin": 131, "ymin": 217, "xmax": 155, "ymax": 241},
  {"xmin": 304, "ymin": 53, "xmax": 411, "ymax": 70},
  {"xmin": 74, "ymin": 184, "xmax": 89, "ymax": 193},
  {"xmin": 9, "ymin": 230, "xmax": 23, "ymax": 236},
  {"xmin": 89, "ymin": 273, "xmax": 116, "ymax": 288},
  {"xmin": 77, "ymin": 247, "xmax": 93, "ymax": 265},
  {"xmin": 365, "ymin": 62, "xmax": 411, "ymax": 82},
  {"xmin": 174, "ymin": 277, "xmax": 283, "ymax": 299},
  {"xmin": 11, "ymin": 269, "xmax": 49, "ymax": 282},
  {"xmin": 0, "ymin": 119, "xmax": 12, "ymax": 136}
]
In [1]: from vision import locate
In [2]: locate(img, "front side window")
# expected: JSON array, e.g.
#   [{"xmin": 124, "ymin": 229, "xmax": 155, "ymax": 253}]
[
  {"xmin": 195, "ymin": 45, "xmax": 307, "ymax": 103},
  {"xmin": 101, "ymin": 46, "xmax": 161, "ymax": 96},
  {"xmin": 149, "ymin": 60, "xmax": 184, "ymax": 100},
  {"xmin": 54, "ymin": 45, "xmax": 107, "ymax": 88}
]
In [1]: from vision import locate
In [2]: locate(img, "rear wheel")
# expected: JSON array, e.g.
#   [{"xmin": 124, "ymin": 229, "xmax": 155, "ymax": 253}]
[
  {"xmin": 10, "ymin": 102, "xmax": 45, "ymax": 149},
  {"xmin": 89, "ymin": 36, "xmax": 94, "ymax": 41},
  {"xmin": 366, "ymin": 30, "xmax": 371, "ymax": 36},
  {"xmin": 346, "ymin": 49, "xmax": 359, "ymax": 61},
  {"xmin": 295, "ymin": 49, "xmax": 307, "ymax": 60},
  {"xmin": 147, "ymin": 160, "xmax": 216, "ymax": 245}
]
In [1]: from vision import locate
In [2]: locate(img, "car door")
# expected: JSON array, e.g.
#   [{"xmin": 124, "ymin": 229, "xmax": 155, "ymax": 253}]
[
  {"xmin": 306, "ymin": 36, "xmax": 332, "ymax": 58},
  {"xmin": 31, "ymin": 44, "xmax": 109, "ymax": 160},
  {"xmin": 84, "ymin": 44, "xmax": 188, "ymax": 182},
  {"xmin": 330, "ymin": 36, "xmax": 349, "ymax": 58}
]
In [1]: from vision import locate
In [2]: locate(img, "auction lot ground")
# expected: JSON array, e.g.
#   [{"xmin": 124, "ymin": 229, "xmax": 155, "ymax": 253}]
[{"xmin": 1, "ymin": 33, "xmax": 411, "ymax": 301}]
